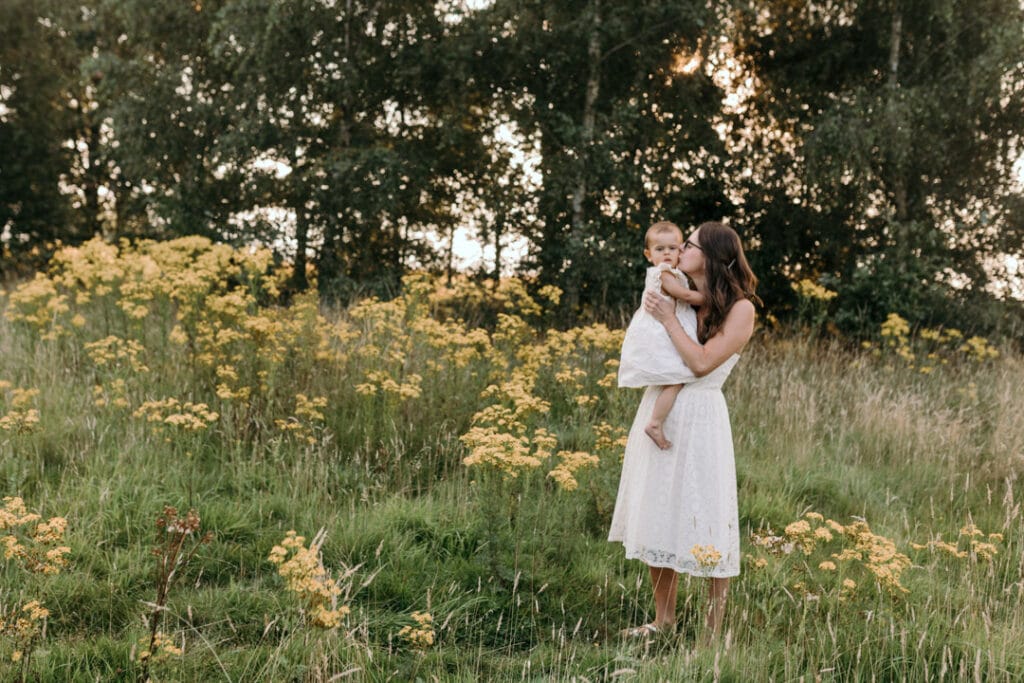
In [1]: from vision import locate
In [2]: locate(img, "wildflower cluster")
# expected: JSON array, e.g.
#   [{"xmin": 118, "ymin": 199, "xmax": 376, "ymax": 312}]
[
  {"xmin": 791, "ymin": 279, "xmax": 838, "ymax": 302},
  {"xmin": 409, "ymin": 316, "xmax": 490, "ymax": 370},
  {"xmin": 84, "ymin": 335, "xmax": 150, "ymax": 373},
  {"xmin": 865, "ymin": 313, "xmax": 1000, "ymax": 373},
  {"xmin": 0, "ymin": 383, "xmax": 41, "ymax": 433},
  {"xmin": 691, "ymin": 544, "xmax": 723, "ymax": 569},
  {"xmin": 791, "ymin": 278, "xmax": 838, "ymax": 332},
  {"xmin": 460, "ymin": 371, "xmax": 555, "ymax": 478},
  {"xmin": 458, "ymin": 302, "xmax": 622, "ymax": 487},
  {"xmin": 547, "ymin": 450, "xmax": 600, "ymax": 491},
  {"xmin": 0, "ymin": 600, "xmax": 49, "ymax": 665},
  {"xmin": 355, "ymin": 370, "xmax": 423, "ymax": 400},
  {"xmin": 0, "ymin": 497, "xmax": 70, "ymax": 575},
  {"xmin": 136, "ymin": 632, "xmax": 183, "ymax": 664},
  {"xmin": 593, "ymin": 422, "xmax": 629, "ymax": 457},
  {"xmin": 274, "ymin": 394, "xmax": 329, "ymax": 445},
  {"xmin": 0, "ymin": 497, "xmax": 68, "ymax": 671},
  {"xmin": 3, "ymin": 274, "xmax": 69, "ymax": 339},
  {"xmin": 268, "ymin": 530, "xmax": 349, "ymax": 629},
  {"xmin": 3, "ymin": 236, "xmax": 342, "ymax": 446},
  {"xmin": 910, "ymin": 521, "xmax": 1003, "ymax": 562},
  {"xmin": 134, "ymin": 398, "xmax": 219, "ymax": 432},
  {"xmin": 751, "ymin": 512, "xmax": 912, "ymax": 596},
  {"xmin": 459, "ymin": 426, "xmax": 548, "ymax": 478},
  {"xmin": 423, "ymin": 273, "xmax": 562, "ymax": 324},
  {"xmin": 398, "ymin": 611, "xmax": 436, "ymax": 649},
  {"xmin": 93, "ymin": 379, "xmax": 130, "ymax": 409}
]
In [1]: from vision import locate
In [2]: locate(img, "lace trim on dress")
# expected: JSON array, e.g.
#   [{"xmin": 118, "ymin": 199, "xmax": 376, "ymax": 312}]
[{"xmin": 622, "ymin": 545, "xmax": 740, "ymax": 579}]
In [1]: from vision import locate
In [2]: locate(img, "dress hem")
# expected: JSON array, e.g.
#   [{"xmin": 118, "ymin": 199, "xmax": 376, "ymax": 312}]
[{"xmin": 611, "ymin": 541, "xmax": 741, "ymax": 579}]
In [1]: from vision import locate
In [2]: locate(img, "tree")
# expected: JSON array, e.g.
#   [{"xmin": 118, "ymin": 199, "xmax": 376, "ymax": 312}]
[
  {"xmin": 466, "ymin": 0, "xmax": 733, "ymax": 319},
  {"xmin": 730, "ymin": 0, "xmax": 1024, "ymax": 333},
  {"xmin": 90, "ymin": 0, "xmax": 249, "ymax": 245},
  {"xmin": 0, "ymin": 0, "xmax": 104, "ymax": 275}
]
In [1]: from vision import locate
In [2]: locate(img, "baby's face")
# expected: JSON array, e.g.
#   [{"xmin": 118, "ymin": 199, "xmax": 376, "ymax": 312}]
[{"xmin": 644, "ymin": 231, "xmax": 682, "ymax": 268}]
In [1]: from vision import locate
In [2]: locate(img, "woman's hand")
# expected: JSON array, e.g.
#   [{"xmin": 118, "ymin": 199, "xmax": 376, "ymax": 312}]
[{"xmin": 643, "ymin": 291, "xmax": 677, "ymax": 325}]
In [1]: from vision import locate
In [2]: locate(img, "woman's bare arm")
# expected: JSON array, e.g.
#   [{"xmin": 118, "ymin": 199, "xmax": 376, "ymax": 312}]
[{"xmin": 643, "ymin": 291, "xmax": 754, "ymax": 376}]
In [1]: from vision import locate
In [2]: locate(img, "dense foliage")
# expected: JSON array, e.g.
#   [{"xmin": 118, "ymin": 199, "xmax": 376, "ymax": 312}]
[{"xmin": 2, "ymin": 1, "xmax": 1022, "ymax": 335}]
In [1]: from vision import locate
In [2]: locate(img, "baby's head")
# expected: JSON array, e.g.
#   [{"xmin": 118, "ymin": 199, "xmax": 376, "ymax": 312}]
[{"xmin": 644, "ymin": 221, "xmax": 684, "ymax": 268}]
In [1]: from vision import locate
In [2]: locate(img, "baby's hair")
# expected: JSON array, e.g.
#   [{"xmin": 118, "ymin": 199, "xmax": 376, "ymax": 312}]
[{"xmin": 644, "ymin": 221, "xmax": 683, "ymax": 248}]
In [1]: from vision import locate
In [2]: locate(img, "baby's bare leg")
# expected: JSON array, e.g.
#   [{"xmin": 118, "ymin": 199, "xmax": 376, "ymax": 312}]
[{"xmin": 645, "ymin": 384, "xmax": 683, "ymax": 450}]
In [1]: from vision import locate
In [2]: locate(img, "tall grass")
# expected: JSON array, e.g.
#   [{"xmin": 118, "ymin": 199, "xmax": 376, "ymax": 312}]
[{"xmin": 0, "ymin": 237, "xmax": 1021, "ymax": 681}]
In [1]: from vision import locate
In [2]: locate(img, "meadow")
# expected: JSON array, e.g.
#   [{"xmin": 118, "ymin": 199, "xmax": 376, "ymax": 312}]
[{"xmin": 1, "ymin": 236, "xmax": 1021, "ymax": 682}]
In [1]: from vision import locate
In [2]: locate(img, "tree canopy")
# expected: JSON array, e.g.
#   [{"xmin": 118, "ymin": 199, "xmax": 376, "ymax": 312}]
[{"xmin": 2, "ymin": 0, "xmax": 1022, "ymax": 334}]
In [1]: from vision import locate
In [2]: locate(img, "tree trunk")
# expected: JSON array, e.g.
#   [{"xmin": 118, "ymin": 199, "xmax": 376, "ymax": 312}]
[
  {"xmin": 566, "ymin": 0, "xmax": 602, "ymax": 315},
  {"xmin": 888, "ymin": 10, "xmax": 908, "ymax": 225},
  {"xmin": 76, "ymin": 91, "xmax": 103, "ymax": 240},
  {"xmin": 291, "ymin": 204, "xmax": 309, "ymax": 293},
  {"xmin": 289, "ymin": 156, "xmax": 309, "ymax": 293},
  {"xmin": 493, "ymin": 215, "xmax": 503, "ymax": 290},
  {"xmin": 446, "ymin": 223, "xmax": 455, "ymax": 287}
]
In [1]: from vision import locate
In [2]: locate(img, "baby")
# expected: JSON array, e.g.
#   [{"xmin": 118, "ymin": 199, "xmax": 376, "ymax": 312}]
[{"xmin": 618, "ymin": 221, "xmax": 704, "ymax": 449}]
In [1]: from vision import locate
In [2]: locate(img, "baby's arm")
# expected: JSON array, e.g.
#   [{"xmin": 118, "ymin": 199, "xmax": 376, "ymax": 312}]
[{"xmin": 659, "ymin": 271, "xmax": 705, "ymax": 307}]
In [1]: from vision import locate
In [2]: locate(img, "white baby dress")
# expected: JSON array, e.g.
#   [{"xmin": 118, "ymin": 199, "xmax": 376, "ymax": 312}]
[{"xmin": 617, "ymin": 264, "xmax": 699, "ymax": 388}]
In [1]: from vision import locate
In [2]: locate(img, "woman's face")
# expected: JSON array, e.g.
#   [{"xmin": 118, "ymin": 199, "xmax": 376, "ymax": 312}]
[{"xmin": 679, "ymin": 228, "xmax": 705, "ymax": 275}]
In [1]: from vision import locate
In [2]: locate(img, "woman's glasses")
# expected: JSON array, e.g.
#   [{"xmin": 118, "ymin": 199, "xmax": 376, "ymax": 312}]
[{"xmin": 683, "ymin": 239, "xmax": 703, "ymax": 252}]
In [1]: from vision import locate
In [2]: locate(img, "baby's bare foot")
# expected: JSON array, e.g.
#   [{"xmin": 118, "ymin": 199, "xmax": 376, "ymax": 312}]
[{"xmin": 645, "ymin": 422, "xmax": 671, "ymax": 450}]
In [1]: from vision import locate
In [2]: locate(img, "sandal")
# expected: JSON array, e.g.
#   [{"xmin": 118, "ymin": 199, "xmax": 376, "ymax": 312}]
[{"xmin": 620, "ymin": 623, "xmax": 672, "ymax": 639}]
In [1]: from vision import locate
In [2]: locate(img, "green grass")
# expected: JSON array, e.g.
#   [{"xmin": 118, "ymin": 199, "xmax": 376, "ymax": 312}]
[{"xmin": 1, "ymin": 243, "xmax": 1023, "ymax": 681}]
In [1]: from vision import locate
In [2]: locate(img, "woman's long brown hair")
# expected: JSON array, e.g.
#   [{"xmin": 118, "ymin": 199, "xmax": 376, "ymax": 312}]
[{"xmin": 693, "ymin": 221, "xmax": 761, "ymax": 343}]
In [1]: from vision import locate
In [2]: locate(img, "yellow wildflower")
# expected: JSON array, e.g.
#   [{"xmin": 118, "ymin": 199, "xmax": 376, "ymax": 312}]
[{"xmin": 691, "ymin": 544, "xmax": 723, "ymax": 569}]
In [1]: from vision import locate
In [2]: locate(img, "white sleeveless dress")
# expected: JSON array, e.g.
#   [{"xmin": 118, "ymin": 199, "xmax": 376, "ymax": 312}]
[
  {"xmin": 608, "ymin": 354, "xmax": 742, "ymax": 578},
  {"xmin": 618, "ymin": 264, "xmax": 699, "ymax": 387}
]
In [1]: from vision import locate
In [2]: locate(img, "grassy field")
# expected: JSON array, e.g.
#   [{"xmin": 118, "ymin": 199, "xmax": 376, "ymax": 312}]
[{"xmin": 1, "ymin": 237, "xmax": 1022, "ymax": 682}]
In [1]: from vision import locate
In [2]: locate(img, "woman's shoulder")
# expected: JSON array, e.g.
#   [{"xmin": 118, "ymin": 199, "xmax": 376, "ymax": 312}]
[
  {"xmin": 724, "ymin": 298, "xmax": 756, "ymax": 325},
  {"xmin": 729, "ymin": 298, "xmax": 756, "ymax": 315}
]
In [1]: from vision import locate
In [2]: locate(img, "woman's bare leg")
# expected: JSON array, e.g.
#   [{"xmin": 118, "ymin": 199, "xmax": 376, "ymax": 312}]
[
  {"xmin": 649, "ymin": 565, "xmax": 679, "ymax": 629},
  {"xmin": 702, "ymin": 577, "xmax": 729, "ymax": 643},
  {"xmin": 645, "ymin": 384, "xmax": 683, "ymax": 450}
]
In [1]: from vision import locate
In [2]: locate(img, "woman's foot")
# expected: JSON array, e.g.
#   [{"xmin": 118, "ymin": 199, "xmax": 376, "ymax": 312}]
[{"xmin": 645, "ymin": 421, "xmax": 671, "ymax": 450}]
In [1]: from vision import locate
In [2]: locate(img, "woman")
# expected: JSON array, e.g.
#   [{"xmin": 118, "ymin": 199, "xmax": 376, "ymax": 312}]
[{"xmin": 608, "ymin": 221, "xmax": 759, "ymax": 642}]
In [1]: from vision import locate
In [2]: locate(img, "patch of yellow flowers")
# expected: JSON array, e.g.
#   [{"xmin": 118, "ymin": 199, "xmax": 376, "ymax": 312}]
[
  {"xmin": 3, "ymin": 237, "xmax": 343, "ymax": 447},
  {"xmin": 752, "ymin": 512, "xmax": 912, "ymax": 595},
  {"xmin": 398, "ymin": 611, "xmax": 436, "ymax": 649},
  {"xmin": 274, "ymin": 394, "xmax": 329, "ymax": 445},
  {"xmin": 135, "ymin": 632, "xmax": 183, "ymax": 664},
  {"xmin": 133, "ymin": 398, "xmax": 219, "ymax": 433},
  {"xmin": 691, "ymin": 544, "xmax": 723, "ymax": 569},
  {"xmin": 268, "ymin": 530, "xmax": 349, "ymax": 629},
  {"xmin": 0, "ymin": 497, "xmax": 70, "ymax": 575},
  {"xmin": 751, "ymin": 512, "xmax": 1004, "ymax": 602},
  {"xmin": 453, "ymin": 296, "xmax": 624, "ymax": 491},
  {"xmin": 0, "ymin": 383, "xmax": 41, "ymax": 433},
  {"xmin": 1, "ymin": 601, "xmax": 50, "ymax": 664},
  {"xmin": 84, "ymin": 335, "xmax": 150, "ymax": 373},
  {"xmin": 459, "ymin": 370, "xmax": 605, "ymax": 490},
  {"xmin": 910, "ymin": 522, "xmax": 1003, "ymax": 562},
  {"xmin": 865, "ymin": 312, "xmax": 1000, "ymax": 372},
  {"xmin": 0, "ymin": 497, "xmax": 69, "ymax": 665},
  {"xmin": 792, "ymin": 279, "xmax": 838, "ymax": 302}
]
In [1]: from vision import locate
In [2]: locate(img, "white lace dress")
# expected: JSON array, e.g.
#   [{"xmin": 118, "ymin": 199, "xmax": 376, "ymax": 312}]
[
  {"xmin": 608, "ymin": 354, "xmax": 742, "ymax": 578},
  {"xmin": 618, "ymin": 264, "xmax": 699, "ymax": 388}
]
